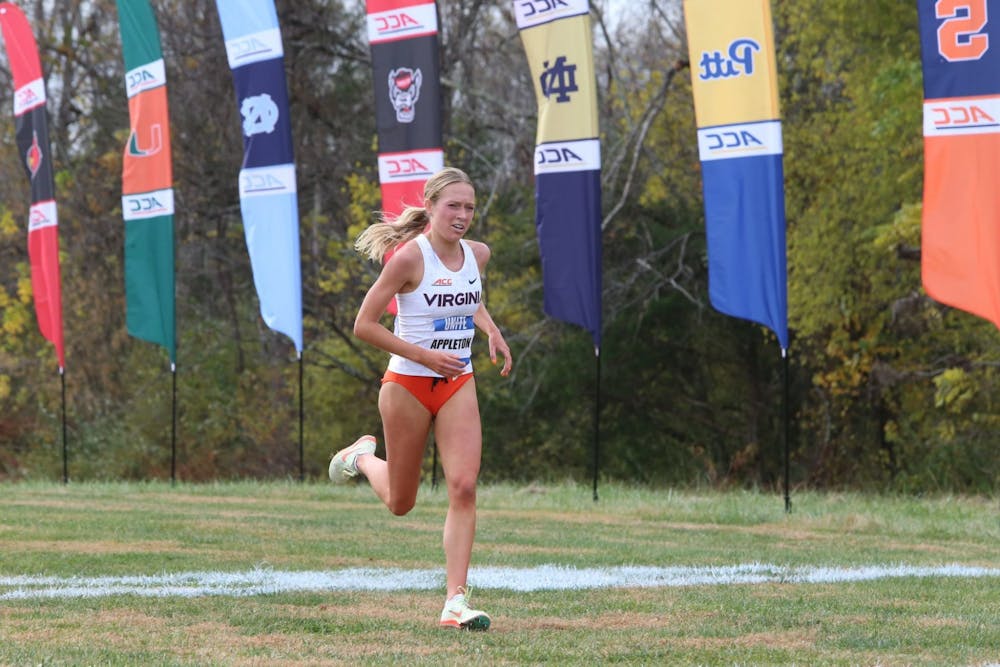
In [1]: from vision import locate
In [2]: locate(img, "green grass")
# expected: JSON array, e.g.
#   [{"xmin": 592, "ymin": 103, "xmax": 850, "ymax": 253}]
[{"xmin": 0, "ymin": 481, "xmax": 998, "ymax": 665}]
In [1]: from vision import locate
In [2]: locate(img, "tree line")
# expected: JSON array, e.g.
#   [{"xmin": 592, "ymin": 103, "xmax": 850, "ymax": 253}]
[{"xmin": 0, "ymin": 0, "xmax": 996, "ymax": 493}]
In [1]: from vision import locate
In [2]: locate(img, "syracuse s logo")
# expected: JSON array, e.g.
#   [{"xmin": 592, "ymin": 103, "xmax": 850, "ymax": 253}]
[{"xmin": 936, "ymin": 0, "xmax": 990, "ymax": 61}]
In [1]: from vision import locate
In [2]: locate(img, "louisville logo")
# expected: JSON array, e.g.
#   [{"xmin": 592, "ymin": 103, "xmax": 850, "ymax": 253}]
[{"xmin": 25, "ymin": 130, "xmax": 42, "ymax": 178}]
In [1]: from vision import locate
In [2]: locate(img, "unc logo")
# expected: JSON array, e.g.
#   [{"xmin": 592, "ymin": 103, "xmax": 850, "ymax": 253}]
[
  {"xmin": 540, "ymin": 56, "xmax": 578, "ymax": 103},
  {"xmin": 698, "ymin": 38, "xmax": 761, "ymax": 80},
  {"xmin": 240, "ymin": 94, "xmax": 279, "ymax": 136},
  {"xmin": 388, "ymin": 67, "xmax": 422, "ymax": 123}
]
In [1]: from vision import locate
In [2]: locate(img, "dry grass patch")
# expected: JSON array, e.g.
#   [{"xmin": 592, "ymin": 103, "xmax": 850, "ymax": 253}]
[
  {"xmin": 8, "ymin": 539, "xmax": 183, "ymax": 554},
  {"xmin": 675, "ymin": 628, "xmax": 819, "ymax": 651}
]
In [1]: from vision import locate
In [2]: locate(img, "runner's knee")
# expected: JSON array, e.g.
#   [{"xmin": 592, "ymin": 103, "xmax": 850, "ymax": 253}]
[
  {"xmin": 447, "ymin": 476, "xmax": 477, "ymax": 509},
  {"xmin": 387, "ymin": 494, "xmax": 417, "ymax": 516}
]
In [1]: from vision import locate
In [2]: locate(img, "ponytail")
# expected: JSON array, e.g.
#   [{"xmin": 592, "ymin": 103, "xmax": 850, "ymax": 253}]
[
  {"xmin": 354, "ymin": 206, "xmax": 429, "ymax": 262},
  {"xmin": 354, "ymin": 166, "xmax": 474, "ymax": 262}
]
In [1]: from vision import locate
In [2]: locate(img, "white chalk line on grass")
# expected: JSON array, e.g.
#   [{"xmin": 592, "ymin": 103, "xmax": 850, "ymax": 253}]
[{"xmin": 1, "ymin": 563, "xmax": 998, "ymax": 600}]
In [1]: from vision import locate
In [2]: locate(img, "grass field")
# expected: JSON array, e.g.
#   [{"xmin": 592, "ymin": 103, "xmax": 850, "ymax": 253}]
[{"xmin": 0, "ymin": 481, "xmax": 998, "ymax": 665}]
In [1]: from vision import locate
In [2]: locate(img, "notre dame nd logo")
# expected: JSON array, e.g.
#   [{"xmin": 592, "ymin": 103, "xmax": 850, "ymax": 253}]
[{"xmin": 540, "ymin": 56, "xmax": 578, "ymax": 103}]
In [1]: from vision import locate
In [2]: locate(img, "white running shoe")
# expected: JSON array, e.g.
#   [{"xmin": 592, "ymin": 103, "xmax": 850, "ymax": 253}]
[
  {"xmin": 329, "ymin": 435, "xmax": 376, "ymax": 482},
  {"xmin": 439, "ymin": 587, "xmax": 491, "ymax": 631}
]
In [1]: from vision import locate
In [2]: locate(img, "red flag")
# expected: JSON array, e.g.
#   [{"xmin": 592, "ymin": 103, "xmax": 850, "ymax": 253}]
[
  {"xmin": 366, "ymin": 0, "xmax": 443, "ymax": 217},
  {"xmin": 366, "ymin": 0, "xmax": 444, "ymax": 312},
  {"xmin": 0, "ymin": 2, "xmax": 65, "ymax": 368}
]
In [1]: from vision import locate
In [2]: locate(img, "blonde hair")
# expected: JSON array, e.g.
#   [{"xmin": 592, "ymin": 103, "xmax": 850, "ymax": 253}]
[{"xmin": 355, "ymin": 167, "xmax": 474, "ymax": 262}]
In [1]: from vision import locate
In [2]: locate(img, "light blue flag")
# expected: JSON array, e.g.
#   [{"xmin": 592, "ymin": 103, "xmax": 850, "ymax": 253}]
[{"xmin": 216, "ymin": 0, "xmax": 302, "ymax": 354}]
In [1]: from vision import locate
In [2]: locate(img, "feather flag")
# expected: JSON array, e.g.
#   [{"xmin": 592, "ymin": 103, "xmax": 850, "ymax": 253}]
[
  {"xmin": 366, "ymin": 0, "xmax": 444, "ymax": 218},
  {"xmin": 0, "ymin": 2, "xmax": 64, "ymax": 369},
  {"xmin": 918, "ymin": 0, "xmax": 1000, "ymax": 329},
  {"xmin": 683, "ymin": 0, "xmax": 788, "ymax": 350},
  {"xmin": 216, "ymin": 0, "xmax": 302, "ymax": 353},
  {"xmin": 117, "ymin": 0, "xmax": 175, "ymax": 363},
  {"xmin": 515, "ymin": 0, "xmax": 602, "ymax": 347}
]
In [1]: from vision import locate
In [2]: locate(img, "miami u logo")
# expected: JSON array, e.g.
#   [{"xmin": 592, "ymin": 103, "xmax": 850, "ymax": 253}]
[
  {"xmin": 936, "ymin": 0, "xmax": 989, "ymax": 61},
  {"xmin": 128, "ymin": 125, "xmax": 163, "ymax": 157}
]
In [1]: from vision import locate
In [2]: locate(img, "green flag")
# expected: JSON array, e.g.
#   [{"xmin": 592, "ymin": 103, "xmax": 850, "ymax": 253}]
[{"xmin": 117, "ymin": 0, "xmax": 175, "ymax": 363}]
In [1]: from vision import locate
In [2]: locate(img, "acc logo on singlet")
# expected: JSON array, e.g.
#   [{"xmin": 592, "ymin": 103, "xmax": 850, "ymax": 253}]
[{"xmin": 936, "ymin": 0, "xmax": 990, "ymax": 62}]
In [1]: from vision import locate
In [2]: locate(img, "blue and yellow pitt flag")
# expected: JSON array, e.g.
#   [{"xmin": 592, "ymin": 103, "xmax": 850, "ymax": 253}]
[
  {"xmin": 516, "ymin": 0, "xmax": 602, "ymax": 347},
  {"xmin": 683, "ymin": 0, "xmax": 788, "ymax": 350}
]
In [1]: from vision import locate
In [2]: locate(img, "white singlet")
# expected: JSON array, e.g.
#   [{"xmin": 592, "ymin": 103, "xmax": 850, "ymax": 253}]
[{"xmin": 388, "ymin": 234, "xmax": 482, "ymax": 377}]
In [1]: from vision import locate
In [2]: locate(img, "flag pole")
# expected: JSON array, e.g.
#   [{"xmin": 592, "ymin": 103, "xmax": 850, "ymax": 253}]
[
  {"xmin": 782, "ymin": 348, "xmax": 791, "ymax": 513},
  {"xmin": 171, "ymin": 362, "xmax": 177, "ymax": 486},
  {"xmin": 298, "ymin": 353, "xmax": 304, "ymax": 482},
  {"xmin": 60, "ymin": 367, "xmax": 67, "ymax": 484},
  {"xmin": 593, "ymin": 346, "xmax": 600, "ymax": 502}
]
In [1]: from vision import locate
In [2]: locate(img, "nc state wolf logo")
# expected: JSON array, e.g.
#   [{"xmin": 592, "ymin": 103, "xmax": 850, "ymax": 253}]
[{"xmin": 388, "ymin": 67, "xmax": 422, "ymax": 123}]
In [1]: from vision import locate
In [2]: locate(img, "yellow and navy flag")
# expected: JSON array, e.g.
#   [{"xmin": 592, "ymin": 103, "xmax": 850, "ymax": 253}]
[
  {"xmin": 683, "ymin": 0, "xmax": 788, "ymax": 350},
  {"xmin": 516, "ymin": 0, "xmax": 602, "ymax": 347}
]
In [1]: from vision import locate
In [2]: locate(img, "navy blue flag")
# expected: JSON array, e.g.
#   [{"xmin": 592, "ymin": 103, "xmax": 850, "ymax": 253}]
[{"xmin": 216, "ymin": 0, "xmax": 303, "ymax": 354}]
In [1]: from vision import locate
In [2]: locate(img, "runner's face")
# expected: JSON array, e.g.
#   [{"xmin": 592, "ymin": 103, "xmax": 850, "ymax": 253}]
[{"xmin": 429, "ymin": 182, "xmax": 475, "ymax": 240}]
